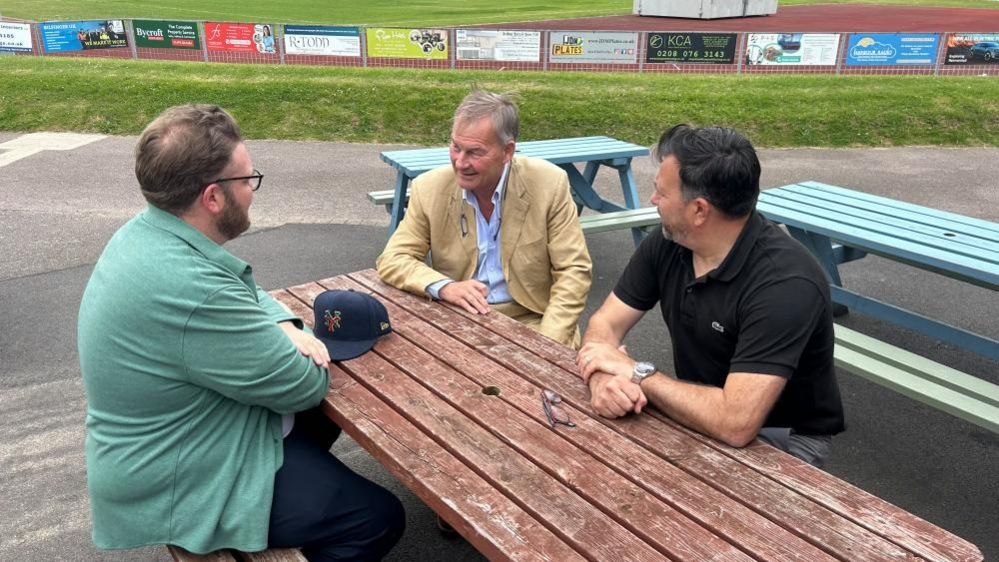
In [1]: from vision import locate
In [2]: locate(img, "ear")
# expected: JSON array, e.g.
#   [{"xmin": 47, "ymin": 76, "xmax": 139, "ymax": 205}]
[
  {"xmin": 502, "ymin": 140, "xmax": 516, "ymax": 163},
  {"xmin": 200, "ymin": 183, "xmax": 227, "ymax": 216},
  {"xmin": 690, "ymin": 197, "xmax": 712, "ymax": 227}
]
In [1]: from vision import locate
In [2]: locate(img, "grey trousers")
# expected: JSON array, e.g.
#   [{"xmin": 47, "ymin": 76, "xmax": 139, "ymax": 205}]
[{"xmin": 757, "ymin": 427, "xmax": 833, "ymax": 468}]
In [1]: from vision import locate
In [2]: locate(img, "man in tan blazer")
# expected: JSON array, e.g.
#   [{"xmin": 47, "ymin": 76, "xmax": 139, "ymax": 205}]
[{"xmin": 376, "ymin": 90, "xmax": 592, "ymax": 347}]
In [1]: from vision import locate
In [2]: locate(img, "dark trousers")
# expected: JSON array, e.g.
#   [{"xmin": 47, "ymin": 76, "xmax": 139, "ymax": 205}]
[{"xmin": 268, "ymin": 407, "xmax": 405, "ymax": 561}]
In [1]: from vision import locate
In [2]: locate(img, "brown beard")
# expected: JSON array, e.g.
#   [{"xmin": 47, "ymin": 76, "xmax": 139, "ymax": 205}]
[{"xmin": 217, "ymin": 185, "xmax": 250, "ymax": 241}]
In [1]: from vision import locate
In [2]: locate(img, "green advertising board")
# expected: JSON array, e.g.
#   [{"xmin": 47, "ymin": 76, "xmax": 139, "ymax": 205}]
[
  {"xmin": 366, "ymin": 28, "xmax": 448, "ymax": 59},
  {"xmin": 133, "ymin": 20, "xmax": 201, "ymax": 50}
]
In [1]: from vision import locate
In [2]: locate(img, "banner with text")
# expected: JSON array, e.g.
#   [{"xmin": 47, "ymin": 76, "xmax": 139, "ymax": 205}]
[
  {"xmin": 366, "ymin": 28, "xmax": 448, "ymax": 59},
  {"xmin": 205, "ymin": 22, "xmax": 276, "ymax": 54},
  {"xmin": 132, "ymin": 19, "xmax": 200, "ymax": 50},
  {"xmin": 0, "ymin": 22, "xmax": 33, "ymax": 53},
  {"xmin": 745, "ymin": 33, "xmax": 840, "ymax": 66},
  {"xmin": 549, "ymin": 31, "xmax": 638, "ymax": 64},
  {"xmin": 455, "ymin": 29, "xmax": 540, "ymax": 62},
  {"xmin": 646, "ymin": 32, "xmax": 737, "ymax": 64},
  {"xmin": 283, "ymin": 25, "xmax": 360, "ymax": 57},
  {"xmin": 846, "ymin": 33, "xmax": 938, "ymax": 66},
  {"xmin": 944, "ymin": 33, "xmax": 999, "ymax": 65},
  {"xmin": 41, "ymin": 20, "xmax": 128, "ymax": 53}
]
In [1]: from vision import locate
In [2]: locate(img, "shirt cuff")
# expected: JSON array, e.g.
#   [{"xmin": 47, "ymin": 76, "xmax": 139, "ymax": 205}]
[{"xmin": 426, "ymin": 279, "xmax": 452, "ymax": 300}]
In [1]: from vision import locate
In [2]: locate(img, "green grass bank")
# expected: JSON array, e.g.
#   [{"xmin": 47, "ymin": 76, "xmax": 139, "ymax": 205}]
[{"xmin": 2, "ymin": 57, "xmax": 997, "ymax": 147}]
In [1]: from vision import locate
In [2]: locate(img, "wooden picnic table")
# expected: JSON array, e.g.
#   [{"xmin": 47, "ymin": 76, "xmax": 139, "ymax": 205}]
[{"xmin": 271, "ymin": 269, "xmax": 983, "ymax": 562}]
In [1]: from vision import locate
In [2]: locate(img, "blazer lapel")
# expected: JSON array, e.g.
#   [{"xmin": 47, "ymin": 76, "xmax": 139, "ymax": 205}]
[
  {"xmin": 445, "ymin": 184, "xmax": 479, "ymax": 277},
  {"xmin": 500, "ymin": 158, "xmax": 530, "ymax": 269}
]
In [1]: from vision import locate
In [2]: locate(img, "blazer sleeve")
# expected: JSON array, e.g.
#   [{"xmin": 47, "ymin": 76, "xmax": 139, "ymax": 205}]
[
  {"xmin": 538, "ymin": 173, "xmax": 592, "ymax": 345},
  {"xmin": 375, "ymin": 180, "xmax": 451, "ymax": 296}
]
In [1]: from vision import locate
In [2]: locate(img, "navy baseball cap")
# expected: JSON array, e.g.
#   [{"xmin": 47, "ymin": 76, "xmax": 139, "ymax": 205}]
[{"xmin": 312, "ymin": 289, "xmax": 392, "ymax": 360}]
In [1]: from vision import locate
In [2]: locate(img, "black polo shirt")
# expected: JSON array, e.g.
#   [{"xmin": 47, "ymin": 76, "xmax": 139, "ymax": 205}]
[{"xmin": 614, "ymin": 211, "xmax": 845, "ymax": 435}]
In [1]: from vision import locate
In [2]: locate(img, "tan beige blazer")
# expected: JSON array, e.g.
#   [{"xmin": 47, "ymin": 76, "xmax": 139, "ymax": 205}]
[{"xmin": 376, "ymin": 155, "xmax": 592, "ymax": 346}]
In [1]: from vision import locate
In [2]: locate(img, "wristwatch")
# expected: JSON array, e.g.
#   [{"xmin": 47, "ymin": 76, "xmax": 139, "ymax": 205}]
[{"xmin": 631, "ymin": 361, "xmax": 657, "ymax": 385}]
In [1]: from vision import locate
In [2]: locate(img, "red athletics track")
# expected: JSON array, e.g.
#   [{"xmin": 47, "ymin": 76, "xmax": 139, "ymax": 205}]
[{"xmin": 484, "ymin": 4, "xmax": 999, "ymax": 32}]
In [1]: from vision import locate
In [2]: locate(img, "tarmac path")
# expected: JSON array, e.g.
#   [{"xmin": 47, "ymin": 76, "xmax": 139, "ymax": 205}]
[{"xmin": 1, "ymin": 135, "xmax": 996, "ymax": 561}]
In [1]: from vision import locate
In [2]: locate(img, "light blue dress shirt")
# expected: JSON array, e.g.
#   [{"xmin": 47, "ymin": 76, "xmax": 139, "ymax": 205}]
[{"xmin": 428, "ymin": 163, "xmax": 511, "ymax": 303}]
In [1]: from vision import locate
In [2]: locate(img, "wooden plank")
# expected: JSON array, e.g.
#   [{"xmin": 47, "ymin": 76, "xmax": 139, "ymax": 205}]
[
  {"xmin": 344, "ymin": 271, "xmax": 922, "ymax": 562},
  {"xmin": 166, "ymin": 546, "xmax": 238, "ymax": 562},
  {"xmin": 342, "ymin": 271, "xmax": 983, "ymax": 562},
  {"xmin": 326, "ymin": 279, "xmax": 878, "ymax": 562},
  {"xmin": 311, "ymin": 279, "xmax": 771, "ymax": 561},
  {"xmin": 280, "ymin": 286, "xmax": 669, "ymax": 561},
  {"xmin": 272, "ymin": 290, "xmax": 587, "ymax": 562},
  {"xmin": 238, "ymin": 549, "xmax": 307, "ymax": 562}
]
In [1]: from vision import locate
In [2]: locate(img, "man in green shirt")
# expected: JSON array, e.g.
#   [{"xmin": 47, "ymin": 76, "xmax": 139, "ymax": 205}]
[{"xmin": 78, "ymin": 104, "xmax": 404, "ymax": 560}]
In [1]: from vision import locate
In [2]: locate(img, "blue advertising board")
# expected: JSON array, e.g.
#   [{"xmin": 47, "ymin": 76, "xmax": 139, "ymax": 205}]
[
  {"xmin": 40, "ymin": 20, "xmax": 129, "ymax": 53},
  {"xmin": 846, "ymin": 33, "xmax": 938, "ymax": 66}
]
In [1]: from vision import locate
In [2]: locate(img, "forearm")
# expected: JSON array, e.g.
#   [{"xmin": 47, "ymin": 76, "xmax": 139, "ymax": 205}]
[{"xmin": 641, "ymin": 375, "xmax": 760, "ymax": 447}]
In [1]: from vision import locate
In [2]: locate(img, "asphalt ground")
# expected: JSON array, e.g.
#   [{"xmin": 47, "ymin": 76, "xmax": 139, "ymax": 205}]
[{"xmin": 1, "ymin": 135, "xmax": 996, "ymax": 561}]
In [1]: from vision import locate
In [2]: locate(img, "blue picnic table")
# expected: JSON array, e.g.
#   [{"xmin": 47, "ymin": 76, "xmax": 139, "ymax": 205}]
[
  {"xmin": 379, "ymin": 136, "xmax": 650, "ymax": 244},
  {"xmin": 757, "ymin": 181, "xmax": 999, "ymax": 361}
]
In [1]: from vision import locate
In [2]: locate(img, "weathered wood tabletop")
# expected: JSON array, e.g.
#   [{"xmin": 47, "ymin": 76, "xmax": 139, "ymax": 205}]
[{"xmin": 271, "ymin": 269, "xmax": 982, "ymax": 562}]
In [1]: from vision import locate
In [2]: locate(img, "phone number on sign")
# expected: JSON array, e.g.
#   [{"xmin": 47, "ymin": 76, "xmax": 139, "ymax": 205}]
[{"xmin": 654, "ymin": 49, "xmax": 727, "ymax": 59}]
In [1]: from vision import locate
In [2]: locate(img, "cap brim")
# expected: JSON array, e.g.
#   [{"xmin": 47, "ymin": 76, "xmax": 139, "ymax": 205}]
[{"xmin": 318, "ymin": 337, "xmax": 379, "ymax": 361}]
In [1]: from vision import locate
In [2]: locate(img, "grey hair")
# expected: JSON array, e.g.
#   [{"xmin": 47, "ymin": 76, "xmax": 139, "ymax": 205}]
[{"xmin": 453, "ymin": 90, "xmax": 520, "ymax": 144}]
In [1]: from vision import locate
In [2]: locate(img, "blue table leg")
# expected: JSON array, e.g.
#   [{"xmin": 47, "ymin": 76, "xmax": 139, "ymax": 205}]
[
  {"xmin": 786, "ymin": 226, "xmax": 849, "ymax": 316},
  {"xmin": 388, "ymin": 173, "xmax": 410, "ymax": 234},
  {"xmin": 560, "ymin": 164, "xmax": 625, "ymax": 213},
  {"xmin": 616, "ymin": 162, "xmax": 645, "ymax": 246}
]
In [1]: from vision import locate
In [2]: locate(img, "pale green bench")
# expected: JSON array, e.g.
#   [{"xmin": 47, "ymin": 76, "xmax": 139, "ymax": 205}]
[{"xmin": 834, "ymin": 324, "xmax": 998, "ymax": 434}]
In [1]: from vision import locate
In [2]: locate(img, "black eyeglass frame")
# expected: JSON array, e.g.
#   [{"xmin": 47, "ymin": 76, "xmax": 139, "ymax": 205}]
[
  {"xmin": 210, "ymin": 168, "xmax": 264, "ymax": 192},
  {"xmin": 541, "ymin": 389, "xmax": 576, "ymax": 428}
]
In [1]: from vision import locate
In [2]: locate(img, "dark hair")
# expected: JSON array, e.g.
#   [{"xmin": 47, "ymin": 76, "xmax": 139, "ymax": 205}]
[
  {"xmin": 134, "ymin": 104, "xmax": 242, "ymax": 214},
  {"xmin": 654, "ymin": 124, "xmax": 760, "ymax": 218}
]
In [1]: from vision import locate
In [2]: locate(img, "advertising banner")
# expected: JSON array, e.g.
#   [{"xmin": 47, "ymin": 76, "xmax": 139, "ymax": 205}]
[
  {"xmin": 549, "ymin": 31, "xmax": 638, "ymax": 63},
  {"xmin": 944, "ymin": 33, "xmax": 999, "ymax": 65},
  {"xmin": 646, "ymin": 32, "xmax": 737, "ymax": 64},
  {"xmin": 205, "ymin": 22, "xmax": 276, "ymax": 54},
  {"xmin": 0, "ymin": 22, "xmax": 33, "ymax": 53},
  {"xmin": 284, "ymin": 25, "xmax": 360, "ymax": 57},
  {"xmin": 40, "ymin": 20, "xmax": 128, "ymax": 53},
  {"xmin": 745, "ymin": 33, "xmax": 840, "ymax": 66},
  {"xmin": 366, "ymin": 28, "xmax": 448, "ymax": 59},
  {"xmin": 846, "ymin": 33, "xmax": 938, "ymax": 66},
  {"xmin": 455, "ymin": 29, "xmax": 540, "ymax": 62},
  {"xmin": 132, "ymin": 19, "xmax": 201, "ymax": 50}
]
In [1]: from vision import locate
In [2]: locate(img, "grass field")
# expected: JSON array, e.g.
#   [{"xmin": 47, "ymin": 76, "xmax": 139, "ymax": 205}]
[
  {"xmin": 2, "ymin": 0, "xmax": 995, "ymax": 25},
  {"xmin": 2, "ymin": 57, "xmax": 996, "ymax": 148}
]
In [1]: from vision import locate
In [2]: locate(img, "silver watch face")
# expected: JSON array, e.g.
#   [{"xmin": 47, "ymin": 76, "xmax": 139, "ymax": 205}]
[{"xmin": 634, "ymin": 361, "xmax": 656, "ymax": 377}]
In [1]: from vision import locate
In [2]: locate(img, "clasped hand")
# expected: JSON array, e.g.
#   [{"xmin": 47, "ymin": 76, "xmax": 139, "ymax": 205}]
[
  {"xmin": 439, "ymin": 279, "xmax": 491, "ymax": 315},
  {"xmin": 280, "ymin": 321, "xmax": 331, "ymax": 367},
  {"xmin": 576, "ymin": 342, "xmax": 647, "ymax": 418}
]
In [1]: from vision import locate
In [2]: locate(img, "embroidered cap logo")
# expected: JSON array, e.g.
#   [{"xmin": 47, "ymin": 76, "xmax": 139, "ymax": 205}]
[{"xmin": 324, "ymin": 310, "xmax": 343, "ymax": 333}]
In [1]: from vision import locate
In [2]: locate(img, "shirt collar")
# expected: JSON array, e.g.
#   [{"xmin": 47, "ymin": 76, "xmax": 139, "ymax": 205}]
[
  {"xmin": 709, "ymin": 210, "xmax": 765, "ymax": 282},
  {"xmin": 141, "ymin": 205, "xmax": 252, "ymax": 280}
]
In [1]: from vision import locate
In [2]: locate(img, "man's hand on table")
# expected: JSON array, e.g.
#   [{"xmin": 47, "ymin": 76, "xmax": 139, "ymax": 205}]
[
  {"xmin": 279, "ymin": 321, "xmax": 331, "ymax": 367},
  {"xmin": 439, "ymin": 280, "xmax": 491, "ymax": 315},
  {"xmin": 577, "ymin": 342, "xmax": 646, "ymax": 418}
]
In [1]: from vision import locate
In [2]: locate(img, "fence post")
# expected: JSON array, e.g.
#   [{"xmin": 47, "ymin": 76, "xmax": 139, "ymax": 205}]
[
  {"xmin": 638, "ymin": 31, "xmax": 645, "ymax": 74},
  {"xmin": 198, "ymin": 21, "xmax": 208, "ymax": 62},
  {"xmin": 542, "ymin": 30, "xmax": 548, "ymax": 71},
  {"xmin": 450, "ymin": 28, "xmax": 455, "ymax": 70},
  {"xmin": 278, "ymin": 24, "xmax": 285, "ymax": 65},
  {"xmin": 361, "ymin": 26, "xmax": 368, "ymax": 68},
  {"xmin": 736, "ymin": 32, "xmax": 745, "ymax": 74},
  {"xmin": 126, "ymin": 19, "xmax": 138, "ymax": 60},
  {"xmin": 933, "ymin": 32, "xmax": 946, "ymax": 76}
]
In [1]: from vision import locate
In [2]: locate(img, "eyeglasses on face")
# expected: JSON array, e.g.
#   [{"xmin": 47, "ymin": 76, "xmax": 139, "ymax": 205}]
[
  {"xmin": 541, "ymin": 389, "xmax": 575, "ymax": 428},
  {"xmin": 210, "ymin": 169, "xmax": 264, "ymax": 191}
]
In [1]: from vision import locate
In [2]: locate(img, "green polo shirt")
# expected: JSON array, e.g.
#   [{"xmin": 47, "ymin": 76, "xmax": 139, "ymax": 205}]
[{"xmin": 78, "ymin": 206, "xmax": 328, "ymax": 553}]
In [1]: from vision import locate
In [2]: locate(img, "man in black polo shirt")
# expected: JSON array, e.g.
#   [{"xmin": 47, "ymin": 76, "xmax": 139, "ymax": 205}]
[{"xmin": 577, "ymin": 124, "xmax": 844, "ymax": 467}]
